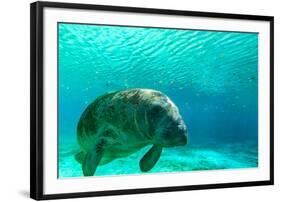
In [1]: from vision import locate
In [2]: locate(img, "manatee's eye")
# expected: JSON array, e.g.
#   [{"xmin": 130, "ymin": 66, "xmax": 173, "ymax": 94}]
[
  {"xmin": 149, "ymin": 104, "xmax": 164, "ymax": 119},
  {"xmin": 151, "ymin": 105, "xmax": 163, "ymax": 114}
]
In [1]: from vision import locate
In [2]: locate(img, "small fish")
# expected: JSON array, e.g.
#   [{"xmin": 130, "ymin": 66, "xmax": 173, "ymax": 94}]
[{"xmin": 106, "ymin": 81, "xmax": 112, "ymax": 87}]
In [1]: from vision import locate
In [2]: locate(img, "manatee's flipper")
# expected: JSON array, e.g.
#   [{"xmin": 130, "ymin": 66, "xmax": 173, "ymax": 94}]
[
  {"xmin": 140, "ymin": 145, "xmax": 162, "ymax": 172},
  {"xmin": 82, "ymin": 140, "xmax": 105, "ymax": 176},
  {"xmin": 75, "ymin": 151, "xmax": 85, "ymax": 164}
]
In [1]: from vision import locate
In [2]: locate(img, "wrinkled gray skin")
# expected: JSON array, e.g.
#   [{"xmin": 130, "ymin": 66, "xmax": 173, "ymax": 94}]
[{"xmin": 75, "ymin": 88, "xmax": 188, "ymax": 176}]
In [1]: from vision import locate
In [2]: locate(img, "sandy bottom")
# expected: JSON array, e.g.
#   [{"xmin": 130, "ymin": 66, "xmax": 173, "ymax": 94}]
[{"xmin": 58, "ymin": 141, "xmax": 258, "ymax": 178}]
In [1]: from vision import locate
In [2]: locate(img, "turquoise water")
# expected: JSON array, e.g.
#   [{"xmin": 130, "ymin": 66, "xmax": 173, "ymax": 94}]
[{"xmin": 58, "ymin": 23, "xmax": 258, "ymax": 178}]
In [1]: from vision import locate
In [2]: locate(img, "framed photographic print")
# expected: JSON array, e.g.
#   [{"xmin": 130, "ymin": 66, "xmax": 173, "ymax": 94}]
[{"xmin": 30, "ymin": 1, "xmax": 274, "ymax": 200}]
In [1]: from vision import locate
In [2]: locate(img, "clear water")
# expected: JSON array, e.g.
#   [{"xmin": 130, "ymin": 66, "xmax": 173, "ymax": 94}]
[{"xmin": 58, "ymin": 23, "xmax": 258, "ymax": 178}]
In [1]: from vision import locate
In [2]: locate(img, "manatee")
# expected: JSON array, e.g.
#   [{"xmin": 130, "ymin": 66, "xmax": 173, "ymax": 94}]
[{"xmin": 75, "ymin": 88, "xmax": 188, "ymax": 176}]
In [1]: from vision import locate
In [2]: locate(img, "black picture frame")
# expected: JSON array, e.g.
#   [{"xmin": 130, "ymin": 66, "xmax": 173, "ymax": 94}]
[{"xmin": 30, "ymin": 1, "xmax": 274, "ymax": 200}]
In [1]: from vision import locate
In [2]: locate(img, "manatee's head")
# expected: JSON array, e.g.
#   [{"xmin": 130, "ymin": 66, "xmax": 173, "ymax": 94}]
[{"xmin": 147, "ymin": 92, "xmax": 188, "ymax": 148}]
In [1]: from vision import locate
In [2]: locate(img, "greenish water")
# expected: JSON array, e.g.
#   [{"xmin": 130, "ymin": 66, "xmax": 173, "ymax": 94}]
[{"xmin": 58, "ymin": 23, "xmax": 258, "ymax": 178}]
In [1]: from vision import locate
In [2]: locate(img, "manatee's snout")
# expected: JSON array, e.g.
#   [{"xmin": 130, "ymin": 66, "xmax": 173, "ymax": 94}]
[
  {"xmin": 158, "ymin": 119, "xmax": 188, "ymax": 147},
  {"xmin": 174, "ymin": 123, "xmax": 188, "ymax": 146}
]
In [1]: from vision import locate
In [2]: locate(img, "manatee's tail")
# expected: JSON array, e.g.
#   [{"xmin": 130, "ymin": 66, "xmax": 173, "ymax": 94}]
[{"xmin": 75, "ymin": 151, "xmax": 85, "ymax": 164}]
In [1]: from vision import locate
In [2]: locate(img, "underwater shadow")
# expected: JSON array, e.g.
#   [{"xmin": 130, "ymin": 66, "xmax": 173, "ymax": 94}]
[{"xmin": 18, "ymin": 189, "xmax": 29, "ymax": 198}]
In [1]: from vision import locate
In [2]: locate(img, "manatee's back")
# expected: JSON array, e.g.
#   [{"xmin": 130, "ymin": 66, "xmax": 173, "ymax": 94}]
[
  {"xmin": 76, "ymin": 91, "xmax": 118, "ymax": 150},
  {"xmin": 76, "ymin": 89, "xmax": 165, "ymax": 149}
]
